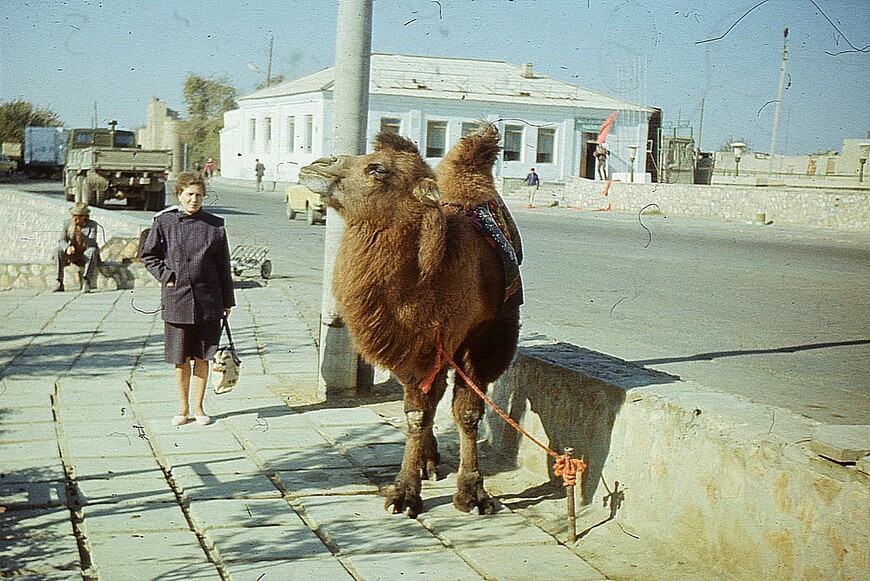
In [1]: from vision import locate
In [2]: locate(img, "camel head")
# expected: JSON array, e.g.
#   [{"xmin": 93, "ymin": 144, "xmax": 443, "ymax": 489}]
[{"xmin": 299, "ymin": 132, "xmax": 439, "ymax": 225}]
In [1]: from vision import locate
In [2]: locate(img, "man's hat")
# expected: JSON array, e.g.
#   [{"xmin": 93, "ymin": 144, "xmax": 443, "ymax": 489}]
[{"xmin": 70, "ymin": 202, "xmax": 90, "ymax": 216}]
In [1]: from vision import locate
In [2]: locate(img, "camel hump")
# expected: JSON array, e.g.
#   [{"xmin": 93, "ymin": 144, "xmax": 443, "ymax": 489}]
[
  {"xmin": 440, "ymin": 123, "xmax": 501, "ymax": 176},
  {"xmin": 374, "ymin": 131, "xmax": 421, "ymax": 154}
]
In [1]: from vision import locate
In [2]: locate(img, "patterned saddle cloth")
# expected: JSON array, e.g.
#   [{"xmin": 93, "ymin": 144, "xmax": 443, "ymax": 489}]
[{"xmin": 459, "ymin": 196, "xmax": 524, "ymax": 311}]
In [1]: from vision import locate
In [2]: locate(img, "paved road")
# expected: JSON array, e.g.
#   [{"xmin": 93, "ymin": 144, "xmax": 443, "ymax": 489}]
[{"xmin": 16, "ymin": 179, "xmax": 870, "ymax": 425}]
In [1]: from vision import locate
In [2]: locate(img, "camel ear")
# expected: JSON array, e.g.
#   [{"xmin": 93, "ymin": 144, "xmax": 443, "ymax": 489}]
[
  {"xmin": 417, "ymin": 194, "xmax": 445, "ymax": 282},
  {"xmin": 413, "ymin": 178, "xmax": 440, "ymax": 207}
]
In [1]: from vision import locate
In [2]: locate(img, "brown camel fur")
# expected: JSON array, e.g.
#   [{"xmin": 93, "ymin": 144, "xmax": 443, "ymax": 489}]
[{"xmin": 299, "ymin": 126, "xmax": 521, "ymax": 517}]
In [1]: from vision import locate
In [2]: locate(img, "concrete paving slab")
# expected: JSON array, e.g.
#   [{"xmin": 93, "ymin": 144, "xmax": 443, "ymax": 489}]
[
  {"xmin": 345, "ymin": 550, "xmax": 486, "ymax": 580},
  {"xmin": 75, "ymin": 474, "xmax": 175, "ymax": 505},
  {"xmin": 320, "ymin": 518, "xmax": 446, "ymax": 555},
  {"xmin": 0, "ymin": 420, "xmax": 57, "ymax": 443},
  {"xmin": 301, "ymin": 407, "xmax": 387, "ymax": 427},
  {"xmin": 187, "ymin": 498, "xmax": 302, "ymax": 530},
  {"xmin": 164, "ymin": 452, "xmax": 263, "ymax": 476},
  {"xmin": 220, "ymin": 406, "xmax": 313, "ymax": 431},
  {"xmin": 0, "ymin": 398, "xmax": 55, "ymax": 418},
  {"xmin": 0, "ymin": 456, "xmax": 65, "ymax": 483},
  {"xmin": 459, "ymin": 544, "xmax": 609, "ymax": 581},
  {"xmin": 204, "ymin": 524, "xmax": 329, "ymax": 562},
  {"xmin": 87, "ymin": 530, "xmax": 208, "ymax": 568},
  {"xmin": 172, "ymin": 466, "xmax": 281, "ymax": 500},
  {"xmin": 277, "ymin": 468, "xmax": 378, "ymax": 497},
  {"xmin": 225, "ymin": 555, "xmax": 356, "ymax": 580},
  {"xmin": 294, "ymin": 493, "xmax": 400, "ymax": 526},
  {"xmin": 256, "ymin": 446, "xmax": 355, "ymax": 472},
  {"xmin": 0, "ymin": 480, "xmax": 66, "ymax": 508},
  {"xmin": 0, "ymin": 533, "xmax": 80, "ymax": 576},
  {"xmin": 68, "ymin": 454, "xmax": 162, "ymax": 479},
  {"xmin": 237, "ymin": 425, "xmax": 330, "ymax": 451},
  {"xmin": 149, "ymin": 425, "xmax": 245, "ymax": 455},
  {"xmin": 81, "ymin": 501, "xmax": 189, "ymax": 534},
  {"xmin": 0, "ymin": 508, "xmax": 74, "ymax": 540},
  {"xmin": 206, "ymin": 394, "xmax": 290, "ymax": 416},
  {"xmin": 420, "ymin": 512, "xmax": 558, "ymax": 548},
  {"xmin": 810, "ymin": 424, "xmax": 870, "ymax": 463},
  {"xmin": 319, "ymin": 422, "xmax": 407, "ymax": 446},
  {"xmin": 343, "ymin": 443, "xmax": 406, "ymax": 468},
  {"xmin": 63, "ymin": 432, "xmax": 154, "ymax": 459},
  {"xmin": 94, "ymin": 562, "xmax": 222, "ymax": 581}
]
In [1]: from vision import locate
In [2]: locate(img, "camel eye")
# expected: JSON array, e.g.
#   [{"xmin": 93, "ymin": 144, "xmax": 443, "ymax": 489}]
[{"xmin": 366, "ymin": 163, "xmax": 389, "ymax": 177}]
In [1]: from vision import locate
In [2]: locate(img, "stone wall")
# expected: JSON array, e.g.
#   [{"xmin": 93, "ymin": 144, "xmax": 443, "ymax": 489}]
[
  {"xmin": 501, "ymin": 177, "xmax": 870, "ymax": 230},
  {"xmin": 473, "ymin": 344, "xmax": 868, "ymax": 581},
  {"xmin": 0, "ymin": 189, "xmax": 155, "ymax": 291}
]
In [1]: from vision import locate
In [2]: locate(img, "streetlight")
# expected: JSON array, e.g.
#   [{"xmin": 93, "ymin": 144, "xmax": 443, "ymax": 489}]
[
  {"xmin": 730, "ymin": 142, "xmax": 746, "ymax": 178},
  {"xmin": 628, "ymin": 145, "xmax": 638, "ymax": 183},
  {"xmin": 859, "ymin": 143, "xmax": 870, "ymax": 183}
]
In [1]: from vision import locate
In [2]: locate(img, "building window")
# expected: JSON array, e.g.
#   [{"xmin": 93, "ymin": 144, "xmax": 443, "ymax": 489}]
[
  {"xmin": 248, "ymin": 119, "xmax": 257, "ymax": 152},
  {"xmin": 304, "ymin": 115, "xmax": 313, "ymax": 153},
  {"xmin": 380, "ymin": 117, "xmax": 401, "ymax": 134},
  {"xmin": 264, "ymin": 117, "xmax": 272, "ymax": 153},
  {"xmin": 425, "ymin": 120, "xmax": 447, "ymax": 158},
  {"xmin": 287, "ymin": 116, "xmax": 295, "ymax": 152},
  {"xmin": 461, "ymin": 122, "xmax": 482, "ymax": 137},
  {"xmin": 536, "ymin": 128, "xmax": 556, "ymax": 164},
  {"xmin": 503, "ymin": 125, "xmax": 523, "ymax": 161}
]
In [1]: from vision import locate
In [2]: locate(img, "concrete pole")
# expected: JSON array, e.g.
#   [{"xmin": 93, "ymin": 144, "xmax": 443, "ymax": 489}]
[
  {"xmin": 768, "ymin": 28, "xmax": 788, "ymax": 179},
  {"xmin": 317, "ymin": 0, "xmax": 373, "ymax": 399}
]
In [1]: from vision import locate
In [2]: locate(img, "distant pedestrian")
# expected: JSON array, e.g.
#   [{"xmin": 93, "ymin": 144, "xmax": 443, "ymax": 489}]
[
  {"xmin": 254, "ymin": 159, "xmax": 266, "ymax": 191},
  {"xmin": 54, "ymin": 202, "xmax": 101, "ymax": 293},
  {"xmin": 524, "ymin": 167, "xmax": 540, "ymax": 206},
  {"xmin": 595, "ymin": 145, "xmax": 609, "ymax": 181},
  {"xmin": 140, "ymin": 171, "xmax": 235, "ymax": 427},
  {"xmin": 203, "ymin": 158, "xmax": 216, "ymax": 179}
]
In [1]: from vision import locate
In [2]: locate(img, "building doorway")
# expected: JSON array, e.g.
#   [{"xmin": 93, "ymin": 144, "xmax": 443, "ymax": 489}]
[{"xmin": 580, "ymin": 132, "xmax": 597, "ymax": 178}]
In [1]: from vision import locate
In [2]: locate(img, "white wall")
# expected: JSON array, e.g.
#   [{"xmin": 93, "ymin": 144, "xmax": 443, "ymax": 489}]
[{"xmin": 221, "ymin": 91, "xmax": 651, "ymax": 185}]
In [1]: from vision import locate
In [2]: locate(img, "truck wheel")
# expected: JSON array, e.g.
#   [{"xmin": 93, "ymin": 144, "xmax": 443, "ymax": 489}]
[
  {"xmin": 307, "ymin": 205, "xmax": 322, "ymax": 225},
  {"xmin": 74, "ymin": 176, "xmax": 87, "ymax": 204},
  {"xmin": 260, "ymin": 260, "xmax": 272, "ymax": 279}
]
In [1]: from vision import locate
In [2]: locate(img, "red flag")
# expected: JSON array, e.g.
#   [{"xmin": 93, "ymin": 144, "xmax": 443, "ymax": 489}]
[{"xmin": 596, "ymin": 111, "xmax": 617, "ymax": 145}]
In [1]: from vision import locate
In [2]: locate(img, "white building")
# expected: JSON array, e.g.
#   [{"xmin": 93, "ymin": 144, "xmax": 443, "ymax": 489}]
[{"xmin": 220, "ymin": 54, "xmax": 657, "ymax": 185}]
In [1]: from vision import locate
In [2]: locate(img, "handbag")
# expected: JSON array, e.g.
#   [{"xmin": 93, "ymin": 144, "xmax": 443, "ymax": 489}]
[{"xmin": 211, "ymin": 317, "xmax": 241, "ymax": 394}]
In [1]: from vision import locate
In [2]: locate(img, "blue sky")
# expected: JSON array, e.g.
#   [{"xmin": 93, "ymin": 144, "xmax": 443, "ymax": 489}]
[{"xmin": 2, "ymin": 0, "xmax": 868, "ymax": 154}]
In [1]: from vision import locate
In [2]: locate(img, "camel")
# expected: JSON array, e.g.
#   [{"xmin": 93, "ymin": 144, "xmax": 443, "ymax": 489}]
[{"xmin": 299, "ymin": 126, "xmax": 522, "ymax": 517}]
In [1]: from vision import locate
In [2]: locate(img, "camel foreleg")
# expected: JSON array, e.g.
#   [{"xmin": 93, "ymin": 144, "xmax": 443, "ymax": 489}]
[{"xmin": 452, "ymin": 376, "xmax": 496, "ymax": 514}]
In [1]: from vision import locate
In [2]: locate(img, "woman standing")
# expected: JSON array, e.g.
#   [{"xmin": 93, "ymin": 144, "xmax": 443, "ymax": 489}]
[{"xmin": 141, "ymin": 172, "xmax": 235, "ymax": 426}]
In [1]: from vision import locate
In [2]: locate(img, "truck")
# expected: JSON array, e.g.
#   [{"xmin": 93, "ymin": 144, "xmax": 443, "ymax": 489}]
[
  {"xmin": 24, "ymin": 126, "xmax": 68, "ymax": 178},
  {"xmin": 64, "ymin": 125, "xmax": 172, "ymax": 211}
]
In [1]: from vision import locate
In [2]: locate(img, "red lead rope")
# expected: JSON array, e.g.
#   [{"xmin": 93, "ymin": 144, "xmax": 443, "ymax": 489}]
[{"xmin": 426, "ymin": 336, "xmax": 587, "ymax": 487}]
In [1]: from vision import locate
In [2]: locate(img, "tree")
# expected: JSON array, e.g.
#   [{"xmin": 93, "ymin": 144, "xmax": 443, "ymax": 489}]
[
  {"xmin": 176, "ymin": 75, "xmax": 237, "ymax": 168},
  {"xmin": 0, "ymin": 100, "xmax": 63, "ymax": 143},
  {"xmin": 254, "ymin": 74, "xmax": 286, "ymax": 91}
]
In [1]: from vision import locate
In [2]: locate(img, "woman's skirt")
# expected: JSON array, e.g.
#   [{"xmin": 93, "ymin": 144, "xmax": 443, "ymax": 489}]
[{"xmin": 164, "ymin": 320, "xmax": 222, "ymax": 365}]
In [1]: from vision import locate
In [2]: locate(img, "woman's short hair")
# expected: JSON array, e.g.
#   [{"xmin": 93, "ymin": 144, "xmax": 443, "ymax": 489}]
[{"xmin": 173, "ymin": 171, "xmax": 206, "ymax": 197}]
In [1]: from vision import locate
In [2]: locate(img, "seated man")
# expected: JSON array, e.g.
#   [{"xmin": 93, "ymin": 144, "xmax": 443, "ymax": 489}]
[{"xmin": 55, "ymin": 202, "xmax": 101, "ymax": 293}]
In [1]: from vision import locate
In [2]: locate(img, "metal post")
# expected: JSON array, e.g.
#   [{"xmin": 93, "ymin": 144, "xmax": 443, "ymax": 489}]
[
  {"xmin": 318, "ymin": 0, "xmax": 373, "ymax": 399},
  {"xmin": 768, "ymin": 28, "xmax": 788, "ymax": 179},
  {"xmin": 564, "ymin": 447, "xmax": 577, "ymax": 543}
]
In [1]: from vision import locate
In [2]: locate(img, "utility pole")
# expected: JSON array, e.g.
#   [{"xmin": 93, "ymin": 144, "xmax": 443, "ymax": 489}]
[
  {"xmin": 697, "ymin": 97, "xmax": 705, "ymax": 154},
  {"xmin": 768, "ymin": 28, "xmax": 788, "ymax": 179},
  {"xmin": 318, "ymin": 0, "xmax": 373, "ymax": 399},
  {"xmin": 266, "ymin": 34, "xmax": 273, "ymax": 88}
]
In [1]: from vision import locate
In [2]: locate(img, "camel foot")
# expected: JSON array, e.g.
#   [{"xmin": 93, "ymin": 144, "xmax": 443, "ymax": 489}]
[
  {"xmin": 453, "ymin": 470, "xmax": 496, "ymax": 515},
  {"xmin": 385, "ymin": 474, "xmax": 423, "ymax": 518}
]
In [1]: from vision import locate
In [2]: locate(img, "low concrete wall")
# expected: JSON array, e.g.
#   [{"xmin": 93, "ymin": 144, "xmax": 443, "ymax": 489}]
[
  {"xmin": 0, "ymin": 189, "xmax": 155, "ymax": 291},
  {"xmin": 562, "ymin": 179, "xmax": 869, "ymax": 230},
  {"xmin": 476, "ymin": 343, "xmax": 868, "ymax": 580}
]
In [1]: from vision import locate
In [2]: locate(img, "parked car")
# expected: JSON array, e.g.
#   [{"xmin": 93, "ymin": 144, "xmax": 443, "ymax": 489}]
[
  {"xmin": 0, "ymin": 153, "xmax": 17, "ymax": 176},
  {"xmin": 285, "ymin": 184, "xmax": 326, "ymax": 225}
]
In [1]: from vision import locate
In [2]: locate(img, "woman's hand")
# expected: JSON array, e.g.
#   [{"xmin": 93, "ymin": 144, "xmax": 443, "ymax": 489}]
[{"xmin": 166, "ymin": 281, "xmax": 175, "ymax": 287}]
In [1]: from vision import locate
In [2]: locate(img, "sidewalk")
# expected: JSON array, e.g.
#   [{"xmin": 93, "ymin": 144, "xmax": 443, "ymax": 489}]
[{"xmin": 0, "ymin": 283, "xmax": 613, "ymax": 581}]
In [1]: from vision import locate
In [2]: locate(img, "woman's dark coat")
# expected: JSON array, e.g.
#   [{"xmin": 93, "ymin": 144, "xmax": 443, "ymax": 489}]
[{"xmin": 141, "ymin": 208, "xmax": 235, "ymax": 324}]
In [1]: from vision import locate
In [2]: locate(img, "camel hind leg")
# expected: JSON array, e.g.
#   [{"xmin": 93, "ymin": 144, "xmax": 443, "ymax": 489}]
[
  {"xmin": 385, "ymin": 368, "xmax": 447, "ymax": 517},
  {"xmin": 452, "ymin": 311, "xmax": 521, "ymax": 514}
]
